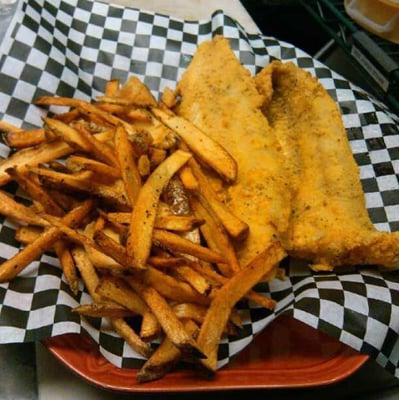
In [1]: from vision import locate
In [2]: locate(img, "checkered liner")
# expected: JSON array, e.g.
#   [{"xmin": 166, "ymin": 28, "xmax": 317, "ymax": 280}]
[{"xmin": 0, "ymin": 0, "xmax": 399, "ymax": 375}]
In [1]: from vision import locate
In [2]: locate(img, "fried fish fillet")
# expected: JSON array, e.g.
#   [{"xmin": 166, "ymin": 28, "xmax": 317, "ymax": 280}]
[
  {"xmin": 255, "ymin": 61, "xmax": 399, "ymax": 269},
  {"xmin": 176, "ymin": 36, "xmax": 290, "ymax": 267}
]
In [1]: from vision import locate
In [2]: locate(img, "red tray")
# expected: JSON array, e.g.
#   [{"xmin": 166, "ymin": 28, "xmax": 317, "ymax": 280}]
[{"xmin": 43, "ymin": 315, "xmax": 368, "ymax": 392}]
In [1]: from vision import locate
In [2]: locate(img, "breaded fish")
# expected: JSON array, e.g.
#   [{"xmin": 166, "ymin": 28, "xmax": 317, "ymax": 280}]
[
  {"xmin": 255, "ymin": 61, "xmax": 399, "ymax": 269},
  {"xmin": 176, "ymin": 36, "xmax": 290, "ymax": 267}
]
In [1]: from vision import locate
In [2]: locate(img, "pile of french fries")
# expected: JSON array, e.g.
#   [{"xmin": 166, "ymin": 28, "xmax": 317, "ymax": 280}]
[{"xmin": 0, "ymin": 76, "xmax": 285, "ymax": 382}]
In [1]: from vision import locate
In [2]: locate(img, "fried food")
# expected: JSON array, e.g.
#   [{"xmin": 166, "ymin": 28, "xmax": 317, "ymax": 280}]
[
  {"xmin": 256, "ymin": 61, "xmax": 399, "ymax": 269},
  {"xmin": 176, "ymin": 36, "xmax": 291, "ymax": 268}
]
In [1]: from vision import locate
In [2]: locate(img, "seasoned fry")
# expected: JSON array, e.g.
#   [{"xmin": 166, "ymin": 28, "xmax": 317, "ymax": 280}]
[
  {"xmin": 189, "ymin": 260, "xmax": 276, "ymax": 310},
  {"xmin": 136, "ymin": 267, "xmax": 209, "ymax": 305},
  {"xmin": 33, "ymin": 168, "xmax": 93, "ymax": 192},
  {"xmin": 138, "ymin": 155, "xmax": 151, "ymax": 177},
  {"xmin": 153, "ymin": 229, "xmax": 225, "ymax": 264},
  {"xmin": 126, "ymin": 109, "xmax": 152, "ymax": 123},
  {"xmin": 140, "ymin": 309, "xmax": 161, "ymax": 340},
  {"xmin": 15, "ymin": 226, "xmax": 42, "ymax": 244},
  {"xmin": 155, "ymin": 216, "xmax": 204, "ymax": 232},
  {"xmin": 72, "ymin": 246, "xmax": 100, "ymax": 299},
  {"xmin": 0, "ymin": 200, "xmax": 93, "ymax": 283},
  {"xmin": 0, "ymin": 140, "xmax": 72, "ymax": 186},
  {"xmin": 128, "ymin": 280, "xmax": 204, "ymax": 358},
  {"xmin": 84, "ymin": 222, "xmax": 124, "ymax": 270},
  {"xmin": 45, "ymin": 118, "xmax": 92, "ymax": 151},
  {"xmin": 113, "ymin": 76, "xmax": 157, "ymax": 107},
  {"xmin": 173, "ymin": 265, "xmax": 210, "ymax": 294},
  {"xmin": 66, "ymin": 155, "xmax": 120, "ymax": 183},
  {"xmin": 136, "ymin": 319, "xmax": 198, "ymax": 383},
  {"xmin": 197, "ymin": 243, "xmax": 285, "ymax": 371},
  {"xmin": 54, "ymin": 109, "xmax": 80, "ymax": 123},
  {"xmin": 111, "ymin": 318, "xmax": 152, "ymax": 358},
  {"xmin": 73, "ymin": 122, "xmax": 119, "ymax": 167},
  {"xmin": 149, "ymin": 148, "xmax": 166, "ymax": 168},
  {"xmin": 191, "ymin": 197, "xmax": 239, "ymax": 275},
  {"xmin": 96, "ymin": 276, "xmax": 150, "ymax": 316},
  {"xmin": 0, "ymin": 190, "xmax": 49, "ymax": 227},
  {"xmin": 105, "ymin": 79, "xmax": 120, "ymax": 96},
  {"xmin": 161, "ymin": 87, "xmax": 177, "ymax": 109},
  {"xmin": 54, "ymin": 240, "xmax": 79, "ymax": 296},
  {"xmin": 73, "ymin": 302, "xmax": 134, "ymax": 318},
  {"xmin": 187, "ymin": 155, "xmax": 248, "ymax": 241},
  {"xmin": 114, "ymin": 125, "xmax": 141, "ymax": 205},
  {"xmin": 0, "ymin": 120, "xmax": 21, "ymax": 133},
  {"xmin": 152, "ymin": 108, "xmax": 237, "ymax": 182},
  {"xmin": 6, "ymin": 168, "xmax": 64, "ymax": 217},
  {"xmin": 4, "ymin": 129, "xmax": 46, "ymax": 149},
  {"xmin": 179, "ymin": 166, "xmax": 199, "ymax": 191},
  {"xmin": 93, "ymin": 230, "xmax": 136, "ymax": 270},
  {"xmin": 147, "ymin": 256, "xmax": 186, "ymax": 268},
  {"xmin": 127, "ymin": 150, "xmax": 191, "ymax": 268},
  {"xmin": 35, "ymin": 97, "xmax": 122, "ymax": 126}
]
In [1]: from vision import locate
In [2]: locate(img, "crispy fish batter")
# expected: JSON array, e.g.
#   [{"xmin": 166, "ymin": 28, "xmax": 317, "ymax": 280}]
[
  {"xmin": 176, "ymin": 37, "xmax": 290, "ymax": 267},
  {"xmin": 256, "ymin": 61, "xmax": 399, "ymax": 269}
]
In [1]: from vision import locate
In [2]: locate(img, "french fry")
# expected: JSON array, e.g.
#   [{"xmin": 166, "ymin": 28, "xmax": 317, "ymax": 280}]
[
  {"xmin": 128, "ymin": 280, "xmax": 204, "ymax": 358},
  {"xmin": 113, "ymin": 76, "xmax": 157, "ymax": 107},
  {"xmin": 133, "ymin": 116, "xmax": 177, "ymax": 150},
  {"xmin": 127, "ymin": 129, "xmax": 152, "ymax": 157},
  {"xmin": 0, "ymin": 140, "xmax": 72, "ymax": 186},
  {"xmin": 136, "ymin": 267, "xmax": 209, "ymax": 305},
  {"xmin": 127, "ymin": 150, "xmax": 191, "ymax": 268},
  {"xmin": 125, "ymin": 109, "xmax": 152, "ymax": 123},
  {"xmin": 0, "ymin": 200, "xmax": 93, "ymax": 282},
  {"xmin": 173, "ymin": 265, "xmax": 210, "ymax": 295},
  {"xmin": 0, "ymin": 120, "xmax": 21, "ymax": 133},
  {"xmin": 189, "ymin": 260, "xmax": 276, "ymax": 310},
  {"xmin": 6, "ymin": 168, "xmax": 64, "ymax": 217},
  {"xmin": 73, "ymin": 122, "xmax": 119, "ymax": 167},
  {"xmin": 66, "ymin": 155, "xmax": 120, "ymax": 182},
  {"xmin": 33, "ymin": 168, "xmax": 93, "ymax": 192},
  {"xmin": 179, "ymin": 166, "xmax": 199, "ymax": 191},
  {"xmin": 161, "ymin": 87, "xmax": 177, "ymax": 109},
  {"xmin": 138, "ymin": 155, "xmax": 151, "ymax": 177},
  {"xmin": 45, "ymin": 118, "xmax": 92, "ymax": 152},
  {"xmin": 47, "ymin": 189, "xmax": 78, "ymax": 211},
  {"xmin": 71, "ymin": 246, "xmax": 100, "ymax": 299},
  {"xmin": 53, "ymin": 108, "xmax": 80, "ymax": 123},
  {"xmin": 55, "ymin": 240, "xmax": 79, "ymax": 296},
  {"xmin": 136, "ymin": 319, "xmax": 198, "ymax": 383},
  {"xmin": 155, "ymin": 216, "xmax": 204, "ymax": 232},
  {"xmin": 105, "ymin": 79, "xmax": 120, "ymax": 97},
  {"xmin": 114, "ymin": 125, "xmax": 141, "ymax": 205},
  {"xmin": 191, "ymin": 197, "xmax": 239, "ymax": 275},
  {"xmin": 72, "ymin": 302, "xmax": 134, "ymax": 318},
  {"xmin": 152, "ymin": 108, "xmax": 237, "ymax": 182},
  {"xmin": 149, "ymin": 148, "xmax": 166, "ymax": 169},
  {"xmin": 147, "ymin": 256, "xmax": 186, "ymax": 268},
  {"xmin": 187, "ymin": 155, "xmax": 249, "ymax": 241},
  {"xmin": 111, "ymin": 318, "xmax": 152, "ymax": 359},
  {"xmin": 197, "ymin": 243, "xmax": 285, "ymax": 371},
  {"xmin": 96, "ymin": 276, "xmax": 149, "ymax": 315},
  {"xmin": 84, "ymin": 222, "xmax": 124, "ymax": 270},
  {"xmin": 93, "ymin": 230, "xmax": 137, "ymax": 270},
  {"xmin": 153, "ymin": 229, "xmax": 225, "ymax": 264},
  {"xmin": 96, "ymin": 103, "xmax": 128, "ymax": 114},
  {"xmin": 4, "ymin": 129, "xmax": 46, "ymax": 149},
  {"xmin": 0, "ymin": 190, "xmax": 49, "ymax": 227},
  {"xmin": 140, "ymin": 310, "xmax": 161, "ymax": 340},
  {"xmin": 15, "ymin": 226, "xmax": 42, "ymax": 244}
]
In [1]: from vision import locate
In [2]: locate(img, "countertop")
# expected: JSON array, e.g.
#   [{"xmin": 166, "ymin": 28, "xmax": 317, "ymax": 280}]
[{"xmin": 0, "ymin": 1, "xmax": 398, "ymax": 399}]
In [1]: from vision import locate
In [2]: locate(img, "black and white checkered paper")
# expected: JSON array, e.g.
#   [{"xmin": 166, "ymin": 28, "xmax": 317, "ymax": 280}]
[{"xmin": 0, "ymin": 0, "xmax": 399, "ymax": 375}]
